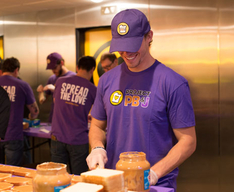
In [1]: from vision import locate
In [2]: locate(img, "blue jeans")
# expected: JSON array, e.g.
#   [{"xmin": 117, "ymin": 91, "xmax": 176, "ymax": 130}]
[
  {"xmin": 50, "ymin": 139, "xmax": 89, "ymax": 175},
  {"xmin": 0, "ymin": 140, "xmax": 24, "ymax": 166}
]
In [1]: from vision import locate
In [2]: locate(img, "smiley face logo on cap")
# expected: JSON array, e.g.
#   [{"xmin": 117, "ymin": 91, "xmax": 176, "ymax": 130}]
[{"xmin": 117, "ymin": 22, "xmax": 129, "ymax": 36}]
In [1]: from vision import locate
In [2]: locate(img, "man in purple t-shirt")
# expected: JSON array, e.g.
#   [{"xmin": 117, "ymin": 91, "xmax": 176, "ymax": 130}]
[
  {"xmin": 37, "ymin": 52, "xmax": 76, "ymax": 123},
  {"xmin": 50, "ymin": 56, "xmax": 97, "ymax": 175},
  {"xmin": 86, "ymin": 9, "xmax": 197, "ymax": 191},
  {"xmin": 0, "ymin": 57, "xmax": 39, "ymax": 166}
]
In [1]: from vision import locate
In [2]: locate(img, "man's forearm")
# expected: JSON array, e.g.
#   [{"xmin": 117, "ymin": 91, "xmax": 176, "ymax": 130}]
[
  {"xmin": 89, "ymin": 119, "xmax": 107, "ymax": 149},
  {"xmin": 151, "ymin": 127, "xmax": 196, "ymax": 179}
]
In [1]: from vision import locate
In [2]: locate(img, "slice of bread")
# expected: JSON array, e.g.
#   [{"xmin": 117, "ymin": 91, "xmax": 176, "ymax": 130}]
[
  {"xmin": 12, "ymin": 185, "xmax": 33, "ymax": 192},
  {"xmin": 0, "ymin": 173, "xmax": 12, "ymax": 182},
  {"xmin": 0, "ymin": 182, "xmax": 13, "ymax": 190},
  {"xmin": 4, "ymin": 176, "xmax": 32, "ymax": 186},
  {"xmin": 60, "ymin": 182, "xmax": 103, "ymax": 192},
  {"xmin": 71, "ymin": 175, "xmax": 83, "ymax": 184},
  {"xmin": 81, "ymin": 169, "xmax": 124, "ymax": 192}
]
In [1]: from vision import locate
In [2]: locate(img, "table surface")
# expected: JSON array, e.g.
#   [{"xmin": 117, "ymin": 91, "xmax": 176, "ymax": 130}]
[
  {"xmin": 150, "ymin": 186, "xmax": 174, "ymax": 192},
  {"xmin": 23, "ymin": 122, "xmax": 51, "ymax": 139},
  {"xmin": 23, "ymin": 124, "xmax": 174, "ymax": 192}
]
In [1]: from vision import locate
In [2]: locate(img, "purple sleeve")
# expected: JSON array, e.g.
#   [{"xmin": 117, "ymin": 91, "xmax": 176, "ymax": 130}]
[
  {"xmin": 168, "ymin": 82, "xmax": 195, "ymax": 128},
  {"xmin": 90, "ymin": 78, "xmax": 107, "ymax": 120},
  {"xmin": 25, "ymin": 83, "xmax": 36, "ymax": 105}
]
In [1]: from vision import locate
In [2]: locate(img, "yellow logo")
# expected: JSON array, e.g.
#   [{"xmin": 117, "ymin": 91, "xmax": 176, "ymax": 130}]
[
  {"xmin": 47, "ymin": 59, "xmax": 51, "ymax": 64},
  {"xmin": 117, "ymin": 23, "xmax": 129, "ymax": 35},
  {"xmin": 110, "ymin": 90, "xmax": 123, "ymax": 106}
]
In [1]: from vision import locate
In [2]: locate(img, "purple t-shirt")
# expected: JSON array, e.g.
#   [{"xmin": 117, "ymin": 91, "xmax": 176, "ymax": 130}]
[
  {"xmin": 51, "ymin": 75, "xmax": 97, "ymax": 145},
  {"xmin": 0, "ymin": 75, "xmax": 36, "ymax": 141},
  {"xmin": 91, "ymin": 60, "xmax": 195, "ymax": 187},
  {"xmin": 45, "ymin": 70, "xmax": 76, "ymax": 122}
]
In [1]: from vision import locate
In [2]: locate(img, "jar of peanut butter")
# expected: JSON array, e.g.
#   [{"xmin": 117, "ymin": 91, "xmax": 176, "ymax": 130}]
[
  {"xmin": 33, "ymin": 162, "xmax": 71, "ymax": 192},
  {"xmin": 116, "ymin": 151, "xmax": 150, "ymax": 192}
]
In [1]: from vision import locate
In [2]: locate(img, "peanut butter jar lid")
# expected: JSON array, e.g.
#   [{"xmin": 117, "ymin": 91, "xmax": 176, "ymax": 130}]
[{"xmin": 36, "ymin": 162, "xmax": 67, "ymax": 175}]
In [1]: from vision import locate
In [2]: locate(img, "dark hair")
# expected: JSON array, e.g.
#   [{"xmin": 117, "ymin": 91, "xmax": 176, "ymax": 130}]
[
  {"xmin": 2, "ymin": 57, "xmax": 20, "ymax": 73},
  {"xmin": 77, "ymin": 56, "xmax": 96, "ymax": 71},
  {"xmin": 100, "ymin": 53, "xmax": 117, "ymax": 63}
]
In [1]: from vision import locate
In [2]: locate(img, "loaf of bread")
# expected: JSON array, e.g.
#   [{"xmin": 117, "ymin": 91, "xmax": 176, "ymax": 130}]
[
  {"xmin": 81, "ymin": 169, "xmax": 124, "ymax": 192},
  {"xmin": 61, "ymin": 182, "xmax": 103, "ymax": 192}
]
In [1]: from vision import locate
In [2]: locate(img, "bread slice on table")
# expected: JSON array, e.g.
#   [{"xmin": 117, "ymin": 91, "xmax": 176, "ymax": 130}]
[
  {"xmin": 12, "ymin": 185, "xmax": 33, "ymax": 192},
  {"xmin": 4, "ymin": 176, "xmax": 32, "ymax": 186},
  {"xmin": 71, "ymin": 175, "xmax": 83, "ymax": 184},
  {"xmin": 0, "ymin": 165, "xmax": 16, "ymax": 174},
  {"xmin": 60, "ymin": 182, "xmax": 103, "ymax": 192},
  {"xmin": 12, "ymin": 167, "xmax": 36, "ymax": 178},
  {"xmin": 0, "ymin": 182, "xmax": 13, "ymax": 190},
  {"xmin": 81, "ymin": 169, "xmax": 125, "ymax": 192},
  {"xmin": 0, "ymin": 173, "xmax": 12, "ymax": 181}
]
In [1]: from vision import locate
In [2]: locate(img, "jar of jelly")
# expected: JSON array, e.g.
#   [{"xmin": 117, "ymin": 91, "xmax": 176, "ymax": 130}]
[
  {"xmin": 116, "ymin": 151, "xmax": 150, "ymax": 192},
  {"xmin": 33, "ymin": 162, "xmax": 71, "ymax": 192}
]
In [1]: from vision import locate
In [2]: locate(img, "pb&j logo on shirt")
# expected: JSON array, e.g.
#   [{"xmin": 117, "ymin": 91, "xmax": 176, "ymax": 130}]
[
  {"xmin": 110, "ymin": 90, "xmax": 123, "ymax": 106},
  {"xmin": 124, "ymin": 89, "xmax": 151, "ymax": 108}
]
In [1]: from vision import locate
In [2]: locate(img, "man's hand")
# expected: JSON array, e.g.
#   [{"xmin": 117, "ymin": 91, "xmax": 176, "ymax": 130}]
[
  {"xmin": 43, "ymin": 84, "xmax": 55, "ymax": 92},
  {"xmin": 86, "ymin": 147, "xmax": 108, "ymax": 170},
  {"xmin": 37, "ymin": 84, "xmax": 44, "ymax": 92},
  {"xmin": 150, "ymin": 169, "xmax": 158, "ymax": 186}
]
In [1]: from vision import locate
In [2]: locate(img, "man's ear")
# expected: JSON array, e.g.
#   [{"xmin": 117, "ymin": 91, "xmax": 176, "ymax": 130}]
[
  {"xmin": 13, "ymin": 67, "xmax": 19, "ymax": 77},
  {"xmin": 60, "ymin": 60, "xmax": 64, "ymax": 66}
]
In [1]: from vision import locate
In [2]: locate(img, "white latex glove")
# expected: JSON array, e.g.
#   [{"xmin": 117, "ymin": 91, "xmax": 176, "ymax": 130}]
[
  {"xmin": 86, "ymin": 147, "xmax": 108, "ymax": 170},
  {"xmin": 43, "ymin": 84, "xmax": 55, "ymax": 92},
  {"xmin": 37, "ymin": 84, "xmax": 44, "ymax": 93},
  {"xmin": 150, "ymin": 169, "xmax": 158, "ymax": 186}
]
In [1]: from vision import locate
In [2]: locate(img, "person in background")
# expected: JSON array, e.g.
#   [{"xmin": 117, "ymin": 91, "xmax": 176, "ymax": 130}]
[
  {"xmin": 37, "ymin": 52, "xmax": 76, "ymax": 123},
  {"xmin": 0, "ymin": 60, "xmax": 11, "ymax": 163},
  {"xmin": 100, "ymin": 52, "xmax": 118, "ymax": 72},
  {"xmin": 0, "ymin": 86, "xmax": 11, "ymax": 140},
  {"xmin": 51, "ymin": 56, "xmax": 97, "ymax": 175},
  {"xmin": 86, "ymin": 9, "xmax": 196, "ymax": 191},
  {"xmin": 0, "ymin": 57, "xmax": 39, "ymax": 166},
  {"xmin": 0, "ymin": 59, "xmax": 4, "ymax": 76}
]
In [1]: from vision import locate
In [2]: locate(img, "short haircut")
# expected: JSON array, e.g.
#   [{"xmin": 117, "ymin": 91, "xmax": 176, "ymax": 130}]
[
  {"xmin": 100, "ymin": 53, "xmax": 117, "ymax": 63},
  {"xmin": 77, "ymin": 56, "xmax": 96, "ymax": 71},
  {"xmin": 2, "ymin": 57, "xmax": 20, "ymax": 73}
]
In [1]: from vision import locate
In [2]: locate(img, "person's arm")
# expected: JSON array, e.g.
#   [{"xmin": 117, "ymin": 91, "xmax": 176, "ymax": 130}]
[
  {"xmin": 27, "ymin": 101, "xmax": 39, "ymax": 120},
  {"xmin": 150, "ymin": 126, "xmax": 196, "ymax": 185},
  {"xmin": 86, "ymin": 117, "xmax": 107, "ymax": 170}
]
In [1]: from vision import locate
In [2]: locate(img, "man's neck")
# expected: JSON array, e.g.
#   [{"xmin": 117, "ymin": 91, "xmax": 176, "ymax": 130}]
[
  {"xmin": 77, "ymin": 69, "xmax": 90, "ymax": 81},
  {"xmin": 61, "ymin": 66, "xmax": 69, "ymax": 76},
  {"xmin": 2, "ymin": 72, "xmax": 17, "ymax": 78}
]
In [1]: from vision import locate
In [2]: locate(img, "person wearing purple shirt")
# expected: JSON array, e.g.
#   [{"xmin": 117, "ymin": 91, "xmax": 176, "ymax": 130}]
[
  {"xmin": 86, "ymin": 9, "xmax": 196, "ymax": 191},
  {"xmin": 37, "ymin": 52, "xmax": 76, "ymax": 123},
  {"xmin": 50, "ymin": 56, "xmax": 97, "ymax": 175},
  {"xmin": 0, "ymin": 57, "xmax": 39, "ymax": 166}
]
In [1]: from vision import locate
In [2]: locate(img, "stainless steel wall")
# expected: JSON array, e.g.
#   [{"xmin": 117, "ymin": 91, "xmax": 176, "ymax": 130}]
[{"xmin": 0, "ymin": 0, "xmax": 234, "ymax": 191}]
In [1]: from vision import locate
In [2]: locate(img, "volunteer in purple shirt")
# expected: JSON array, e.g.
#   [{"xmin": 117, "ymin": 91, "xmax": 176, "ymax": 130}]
[
  {"xmin": 37, "ymin": 52, "xmax": 76, "ymax": 123},
  {"xmin": 0, "ymin": 57, "xmax": 39, "ymax": 166},
  {"xmin": 86, "ymin": 9, "xmax": 196, "ymax": 191},
  {"xmin": 51, "ymin": 56, "xmax": 97, "ymax": 175}
]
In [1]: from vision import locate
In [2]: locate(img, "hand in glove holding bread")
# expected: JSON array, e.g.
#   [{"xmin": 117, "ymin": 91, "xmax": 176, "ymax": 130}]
[{"xmin": 86, "ymin": 147, "xmax": 108, "ymax": 170}]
